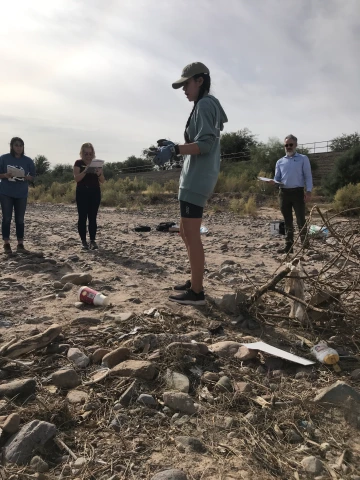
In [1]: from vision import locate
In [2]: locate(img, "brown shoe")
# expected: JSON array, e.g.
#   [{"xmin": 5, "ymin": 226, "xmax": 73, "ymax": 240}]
[{"xmin": 3, "ymin": 244, "xmax": 12, "ymax": 255}]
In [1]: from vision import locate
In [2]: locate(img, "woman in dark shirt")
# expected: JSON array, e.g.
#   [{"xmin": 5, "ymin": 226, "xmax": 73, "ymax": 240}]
[{"xmin": 73, "ymin": 143, "xmax": 105, "ymax": 250}]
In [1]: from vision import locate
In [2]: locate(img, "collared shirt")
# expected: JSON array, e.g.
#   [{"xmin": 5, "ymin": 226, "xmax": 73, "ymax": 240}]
[{"xmin": 274, "ymin": 152, "xmax": 313, "ymax": 191}]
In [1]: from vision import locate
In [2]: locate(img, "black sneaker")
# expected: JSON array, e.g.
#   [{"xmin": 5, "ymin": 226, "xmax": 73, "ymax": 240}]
[
  {"xmin": 81, "ymin": 242, "xmax": 89, "ymax": 250},
  {"xmin": 16, "ymin": 244, "xmax": 30, "ymax": 254},
  {"xmin": 174, "ymin": 279, "xmax": 191, "ymax": 291},
  {"xmin": 3, "ymin": 244, "xmax": 12, "ymax": 255},
  {"xmin": 169, "ymin": 289, "xmax": 206, "ymax": 306},
  {"xmin": 277, "ymin": 246, "xmax": 293, "ymax": 254},
  {"xmin": 90, "ymin": 241, "xmax": 98, "ymax": 250}
]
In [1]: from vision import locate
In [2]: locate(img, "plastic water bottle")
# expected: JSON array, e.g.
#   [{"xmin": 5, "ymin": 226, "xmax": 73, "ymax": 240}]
[
  {"xmin": 311, "ymin": 342, "xmax": 339, "ymax": 365},
  {"xmin": 78, "ymin": 286, "xmax": 109, "ymax": 306}
]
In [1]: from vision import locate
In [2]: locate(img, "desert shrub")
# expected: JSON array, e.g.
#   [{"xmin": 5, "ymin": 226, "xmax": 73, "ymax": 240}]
[
  {"xmin": 215, "ymin": 171, "xmax": 256, "ymax": 194},
  {"xmin": 323, "ymin": 146, "xmax": 360, "ymax": 196},
  {"xmin": 333, "ymin": 183, "xmax": 360, "ymax": 215},
  {"xmin": 229, "ymin": 196, "xmax": 257, "ymax": 216},
  {"xmin": 163, "ymin": 179, "xmax": 179, "ymax": 193}
]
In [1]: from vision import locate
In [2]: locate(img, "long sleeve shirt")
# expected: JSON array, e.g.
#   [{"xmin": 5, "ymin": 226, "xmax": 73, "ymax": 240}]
[{"xmin": 274, "ymin": 152, "xmax": 313, "ymax": 191}]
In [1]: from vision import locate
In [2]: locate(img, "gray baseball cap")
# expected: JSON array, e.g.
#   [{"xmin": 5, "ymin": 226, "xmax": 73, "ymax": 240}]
[{"xmin": 172, "ymin": 62, "xmax": 210, "ymax": 89}]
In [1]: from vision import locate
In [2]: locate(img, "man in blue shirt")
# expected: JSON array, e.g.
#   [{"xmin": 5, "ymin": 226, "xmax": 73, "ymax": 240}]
[{"xmin": 273, "ymin": 134, "xmax": 313, "ymax": 254}]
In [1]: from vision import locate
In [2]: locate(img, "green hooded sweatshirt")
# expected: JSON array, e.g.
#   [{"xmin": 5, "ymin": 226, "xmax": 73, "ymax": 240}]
[{"xmin": 179, "ymin": 94, "xmax": 228, "ymax": 207}]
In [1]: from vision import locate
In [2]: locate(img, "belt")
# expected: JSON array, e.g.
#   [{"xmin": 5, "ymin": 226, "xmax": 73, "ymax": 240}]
[{"xmin": 280, "ymin": 187, "xmax": 304, "ymax": 191}]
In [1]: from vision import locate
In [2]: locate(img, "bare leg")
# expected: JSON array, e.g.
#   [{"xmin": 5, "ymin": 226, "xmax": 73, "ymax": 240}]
[{"xmin": 181, "ymin": 217, "xmax": 204, "ymax": 293}]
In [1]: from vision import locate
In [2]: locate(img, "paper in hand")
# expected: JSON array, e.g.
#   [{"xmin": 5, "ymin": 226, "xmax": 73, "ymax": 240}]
[
  {"xmin": 258, "ymin": 176, "xmax": 283, "ymax": 184},
  {"xmin": 7, "ymin": 166, "xmax": 25, "ymax": 177}
]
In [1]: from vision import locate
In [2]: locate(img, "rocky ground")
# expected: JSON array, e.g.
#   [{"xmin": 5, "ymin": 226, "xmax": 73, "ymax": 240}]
[{"xmin": 0, "ymin": 202, "xmax": 359, "ymax": 480}]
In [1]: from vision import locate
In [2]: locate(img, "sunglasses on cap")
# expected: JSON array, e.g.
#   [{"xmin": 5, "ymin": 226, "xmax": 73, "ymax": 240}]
[{"xmin": 285, "ymin": 143, "xmax": 294, "ymax": 147}]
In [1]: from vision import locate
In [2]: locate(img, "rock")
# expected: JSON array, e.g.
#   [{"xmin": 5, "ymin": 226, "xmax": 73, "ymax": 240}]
[
  {"xmin": 2, "ymin": 413, "xmax": 21, "ymax": 434},
  {"xmin": 60, "ymin": 273, "xmax": 92, "ymax": 285},
  {"xmin": 201, "ymin": 372, "xmax": 220, "ymax": 384},
  {"xmin": 351, "ymin": 369, "xmax": 360, "ymax": 380},
  {"xmin": 234, "ymin": 382, "xmax": 252, "ymax": 394},
  {"xmin": 137, "ymin": 394, "xmax": 158, "ymax": 406},
  {"xmin": 166, "ymin": 342, "xmax": 209, "ymax": 357},
  {"xmin": 151, "ymin": 469, "xmax": 188, "ymax": 480},
  {"xmin": 209, "ymin": 341, "xmax": 242, "ymax": 358},
  {"xmin": 314, "ymin": 381, "xmax": 360, "ymax": 405},
  {"xmin": 165, "ymin": 370, "xmax": 190, "ymax": 393},
  {"xmin": 286, "ymin": 429, "xmax": 303, "ymax": 444},
  {"xmin": 234, "ymin": 346, "xmax": 258, "ymax": 361},
  {"xmin": 52, "ymin": 368, "xmax": 81, "ymax": 389},
  {"xmin": 301, "ymin": 456, "xmax": 323, "ymax": 475},
  {"xmin": 163, "ymin": 391, "xmax": 198, "ymax": 414},
  {"xmin": 0, "ymin": 378, "xmax": 36, "ymax": 398},
  {"xmin": 66, "ymin": 390, "xmax": 89, "ymax": 404},
  {"xmin": 53, "ymin": 281, "xmax": 63, "ymax": 290},
  {"xmin": 74, "ymin": 302, "xmax": 85, "ymax": 309},
  {"xmin": 215, "ymin": 376, "xmax": 233, "ymax": 392},
  {"xmin": 118, "ymin": 380, "xmax": 138, "ymax": 406},
  {"xmin": 111, "ymin": 360, "xmax": 157, "ymax": 380},
  {"xmin": 215, "ymin": 291, "xmax": 247, "ymax": 314},
  {"xmin": 67, "ymin": 348, "xmax": 90, "ymax": 368},
  {"xmin": 101, "ymin": 347, "xmax": 131, "ymax": 368},
  {"xmin": 92, "ymin": 348, "xmax": 111, "ymax": 363},
  {"xmin": 175, "ymin": 436, "xmax": 207, "ymax": 453},
  {"xmin": 62, "ymin": 282, "xmax": 74, "ymax": 292},
  {"xmin": 4, "ymin": 420, "xmax": 56, "ymax": 465},
  {"xmin": 71, "ymin": 316, "xmax": 101, "ymax": 326},
  {"xmin": 30, "ymin": 456, "xmax": 49, "ymax": 473},
  {"xmin": 73, "ymin": 457, "xmax": 87, "ymax": 470}
]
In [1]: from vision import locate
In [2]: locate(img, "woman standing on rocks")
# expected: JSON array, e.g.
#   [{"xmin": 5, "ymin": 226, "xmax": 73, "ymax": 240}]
[
  {"xmin": 73, "ymin": 142, "xmax": 105, "ymax": 250},
  {"xmin": 153, "ymin": 62, "xmax": 228, "ymax": 305},
  {"xmin": 0, "ymin": 137, "xmax": 36, "ymax": 254}
]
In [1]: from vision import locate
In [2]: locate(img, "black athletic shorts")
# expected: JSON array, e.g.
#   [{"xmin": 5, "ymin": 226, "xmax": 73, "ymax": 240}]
[{"xmin": 180, "ymin": 200, "xmax": 204, "ymax": 219}]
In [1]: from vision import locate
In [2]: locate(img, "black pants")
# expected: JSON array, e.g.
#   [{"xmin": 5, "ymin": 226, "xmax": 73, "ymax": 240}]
[
  {"xmin": 76, "ymin": 187, "xmax": 101, "ymax": 242},
  {"xmin": 279, "ymin": 188, "xmax": 307, "ymax": 248},
  {"xmin": 0, "ymin": 194, "xmax": 27, "ymax": 241}
]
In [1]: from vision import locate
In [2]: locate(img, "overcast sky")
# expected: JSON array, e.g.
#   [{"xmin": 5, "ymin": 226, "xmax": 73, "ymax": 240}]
[{"xmin": 0, "ymin": 0, "xmax": 359, "ymax": 166}]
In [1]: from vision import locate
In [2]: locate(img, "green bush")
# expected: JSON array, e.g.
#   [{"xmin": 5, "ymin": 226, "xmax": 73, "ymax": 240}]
[
  {"xmin": 323, "ymin": 146, "xmax": 360, "ymax": 196},
  {"xmin": 333, "ymin": 183, "xmax": 360, "ymax": 215},
  {"xmin": 229, "ymin": 196, "xmax": 257, "ymax": 216}
]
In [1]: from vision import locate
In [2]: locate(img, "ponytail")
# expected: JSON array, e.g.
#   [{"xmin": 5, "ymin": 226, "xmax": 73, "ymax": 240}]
[{"xmin": 184, "ymin": 73, "xmax": 211, "ymax": 143}]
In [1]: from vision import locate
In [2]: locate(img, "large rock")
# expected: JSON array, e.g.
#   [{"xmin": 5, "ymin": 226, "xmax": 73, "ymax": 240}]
[
  {"xmin": 209, "ymin": 341, "xmax": 242, "ymax": 358},
  {"xmin": 301, "ymin": 456, "xmax": 323, "ymax": 475},
  {"xmin": 111, "ymin": 360, "xmax": 157, "ymax": 380},
  {"xmin": 52, "ymin": 368, "xmax": 81, "ymax": 389},
  {"xmin": 102, "ymin": 347, "xmax": 131, "ymax": 368},
  {"xmin": 234, "ymin": 346, "xmax": 258, "ymax": 361},
  {"xmin": 163, "ymin": 391, "xmax": 198, "ymax": 415},
  {"xmin": 4, "ymin": 420, "xmax": 56, "ymax": 465},
  {"xmin": 2, "ymin": 413, "xmax": 21, "ymax": 434},
  {"xmin": 215, "ymin": 291, "xmax": 247, "ymax": 314},
  {"xmin": 0, "ymin": 378, "xmax": 36, "ymax": 398},
  {"xmin": 165, "ymin": 370, "xmax": 190, "ymax": 393},
  {"xmin": 151, "ymin": 470, "xmax": 188, "ymax": 480},
  {"xmin": 60, "ymin": 273, "xmax": 92, "ymax": 285},
  {"xmin": 67, "ymin": 348, "xmax": 90, "ymax": 368},
  {"xmin": 314, "ymin": 381, "xmax": 360, "ymax": 405}
]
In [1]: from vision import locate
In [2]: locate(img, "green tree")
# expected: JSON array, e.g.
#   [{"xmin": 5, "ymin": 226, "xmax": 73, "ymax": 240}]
[
  {"xmin": 220, "ymin": 128, "xmax": 258, "ymax": 160},
  {"xmin": 323, "ymin": 146, "xmax": 360, "ymax": 195},
  {"xmin": 330, "ymin": 132, "xmax": 360, "ymax": 152},
  {"xmin": 121, "ymin": 155, "xmax": 153, "ymax": 173},
  {"xmin": 34, "ymin": 155, "xmax": 51, "ymax": 175}
]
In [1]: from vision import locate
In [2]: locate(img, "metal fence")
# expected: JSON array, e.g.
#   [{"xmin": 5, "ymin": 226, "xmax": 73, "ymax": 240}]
[{"xmin": 298, "ymin": 140, "xmax": 333, "ymax": 154}]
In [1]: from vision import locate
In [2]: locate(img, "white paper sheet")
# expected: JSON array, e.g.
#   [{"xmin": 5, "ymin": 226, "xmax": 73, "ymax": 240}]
[
  {"xmin": 242, "ymin": 341, "xmax": 315, "ymax": 366},
  {"xmin": 7, "ymin": 166, "xmax": 25, "ymax": 177},
  {"xmin": 258, "ymin": 176, "xmax": 283, "ymax": 184},
  {"xmin": 90, "ymin": 159, "xmax": 105, "ymax": 168}
]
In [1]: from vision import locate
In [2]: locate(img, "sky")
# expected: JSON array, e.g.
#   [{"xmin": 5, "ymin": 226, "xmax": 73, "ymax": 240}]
[{"xmin": 0, "ymin": 0, "xmax": 359, "ymax": 166}]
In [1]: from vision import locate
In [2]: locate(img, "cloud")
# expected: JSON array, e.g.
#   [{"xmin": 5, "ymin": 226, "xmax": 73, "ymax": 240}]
[{"xmin": 0, "ymin": 0, "xmax": 358, "ymax": 164}]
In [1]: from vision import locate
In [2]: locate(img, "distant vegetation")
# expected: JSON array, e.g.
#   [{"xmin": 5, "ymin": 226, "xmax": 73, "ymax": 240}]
[{"xmin": 28, "ymin": 131, "xmax": 360, "ymax": 214}]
